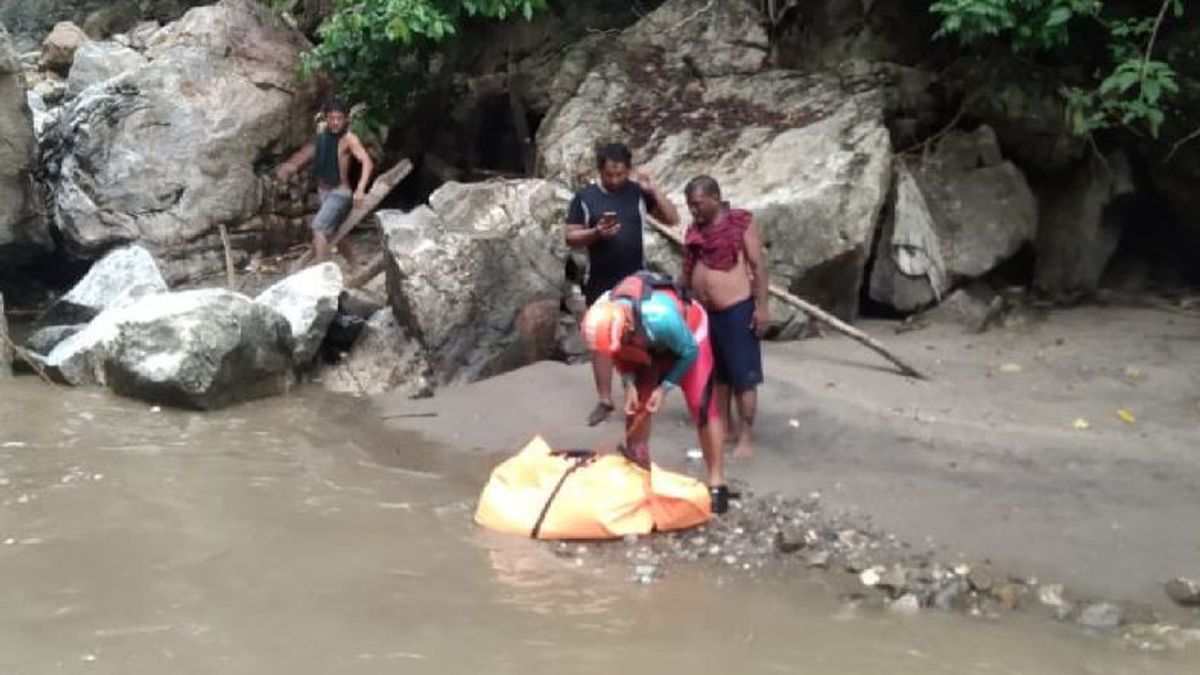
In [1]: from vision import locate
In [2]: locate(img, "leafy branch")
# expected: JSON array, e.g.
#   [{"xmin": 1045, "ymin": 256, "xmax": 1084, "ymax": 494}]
[{"xmin": 932, "ymin": 0, "xmax": 1186, "ymax": 138}]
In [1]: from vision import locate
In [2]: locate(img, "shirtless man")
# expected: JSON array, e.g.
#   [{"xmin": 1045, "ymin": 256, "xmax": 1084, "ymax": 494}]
[
  {"xmin": 681, "ymin": 175, "xmax": 770, "ymax": 459},
  {"xmin": 275, "ymin": 96, "xmax": 374, "ymax": 264}
]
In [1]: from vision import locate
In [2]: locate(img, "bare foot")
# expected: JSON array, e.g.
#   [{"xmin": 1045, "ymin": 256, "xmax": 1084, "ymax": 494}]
[{"xmin": 732, "ymin": 430, "xmax": 753, "ymax": 460}]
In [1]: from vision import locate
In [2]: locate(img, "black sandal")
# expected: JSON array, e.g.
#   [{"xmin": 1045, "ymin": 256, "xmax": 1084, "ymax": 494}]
[
  {"xmin": 586, "ymin": 402, "xmax": 614, "ymax": 427},
  {"xmin": 709, "ymin": 485, "xmax": 730, "ymax": 515}
]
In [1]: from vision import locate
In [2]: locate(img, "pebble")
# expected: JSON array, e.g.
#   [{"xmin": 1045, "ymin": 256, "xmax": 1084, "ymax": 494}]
[
  {"xmin": 890, "ymin": 594, "xmax": 921, "ymax": 614},
  {"xmin": 1164, "ymin": 577, "xmax": 1200, "ymax": 607},
  {"xmin": 1078, "ymin": 602, "xmax": 1123, "ymax": 629},
  {"xmin": 1038, "ymin": 583, "xmax": 1067, "ymax": 608},
  {"xmin": 860, "ymin": 567, "xmax": 883, "ymax": 587}
]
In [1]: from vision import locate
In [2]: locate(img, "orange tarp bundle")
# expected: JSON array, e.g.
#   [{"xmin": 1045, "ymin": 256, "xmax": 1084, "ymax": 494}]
[{"xmin": 475, "ymin": 435, "xmax": 711, "ymax": 540}]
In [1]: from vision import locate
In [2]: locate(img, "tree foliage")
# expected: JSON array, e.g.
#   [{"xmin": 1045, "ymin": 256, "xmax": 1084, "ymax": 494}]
[
  {"xmin": 284, "ymin": 0, "xmax": 548, "ymax": 129},
  {"xmin": 931, "ymin": 0, "xmax": 1187, "ymax": 138}
]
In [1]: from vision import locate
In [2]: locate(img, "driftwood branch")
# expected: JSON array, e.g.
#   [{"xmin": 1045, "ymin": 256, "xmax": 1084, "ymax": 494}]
[
  {"xmin": 647, "ymin": 220, "xmax": 929, "ymax": 380},
  {"xmin": 290, "ymin": 158, "xmax": 413, "ymax": 273}
]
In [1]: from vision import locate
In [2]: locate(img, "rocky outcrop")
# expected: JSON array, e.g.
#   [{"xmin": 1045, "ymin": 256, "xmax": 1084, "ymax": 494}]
[
  {"xmin": 0, "ymin": 25, "xmax": 51, "ymax": 267},
  {"xmin": 42, "ymin": 288, "xmax": 295, "ymax": 408},
  {"xmin": 41, "ymin": 21, "xmax": 87, "ymax": 74},
  {"xmin": 537, "ymin": 0, "xmax": 893, "ymax": 322},
  {"xmin": 38, "ymin": 0, "xmax": 320, "ymax": 284},
  {"xmin": 1035, "ymin": 154, "xmax": 1135, "ymax": 300},
  {"xmin": 65, "ymin": 40, "xmax": 145, "ymax": 97},
  {"xmin": 382, "ymin": 179, "xmax": 571, "ymax": 383},
  {"xmin": 1, "ymin": 292, "xmax": 11, "ymax": 377},
  {"xmin": 254, "ymin": 262, "xmax": 343, "ymax": 365},
  {"xmin": 318, "ymin": 309, "xmax": 433, "ymax": 397},
  {"xmin": 870, "ymin": 127, "xmax": 1038, "ymax": 312},
  {"xmin": 38, "ymin": 244, "xmax": 167, "ymax": 326}
]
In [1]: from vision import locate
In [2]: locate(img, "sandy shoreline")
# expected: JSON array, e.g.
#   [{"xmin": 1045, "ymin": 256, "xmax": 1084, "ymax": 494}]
[{"xmin": 377, "ymin": 304, "xmax": 1200, "ymax": 614}]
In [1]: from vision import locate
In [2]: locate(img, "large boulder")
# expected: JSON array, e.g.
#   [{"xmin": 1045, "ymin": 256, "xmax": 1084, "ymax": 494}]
[
  {"xmin": 0, "ymin": 25, "xmax": 51, "ymax": 267},
  {"xmin": 38, "ymin": 244, "xmax": 167, "ymax": 326},
  {"xmin": 41, "ymin": 21, "xmax": 88, "ymax": 74},
  {"xmin": 66, "ymin": 40, "xmax": 147, "ymax": 97},
  {"xmin": 42, "ymin": 288, "xmax": 295, "ymax": 408},
  {"xmin": 869, "ymin": 127, "xmax": 1037, "ymax": 311},
  {"xmin": 38, "ymin": 0, "xmax": 321, "ymax": 284},
  {"xmin": 537, "ymin": 0, "xmax": 893, "ymax": 322},
  {"xmin": 1035, "ymin": 153, "xmax": 1135, "ymax": 300},
  {"xmin": 382, "ymin": 179, "xmax": 571, "ymax": 383},
  {"xmin": 254, "ymin": 262, "xmax": 343, "ymax": 365},
  {"xmin": 318, "ymin": 309, "xmax": 433, "ymax": 397}
]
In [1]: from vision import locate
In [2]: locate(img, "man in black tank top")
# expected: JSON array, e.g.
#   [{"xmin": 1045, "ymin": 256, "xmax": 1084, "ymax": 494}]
[
  {"xmin": 565, "ymin": 142, "xmax": 680, "ymax": 426},
  {"xmin": 275, "ymin": 96, "xmax": 375, "ymax": 264}
]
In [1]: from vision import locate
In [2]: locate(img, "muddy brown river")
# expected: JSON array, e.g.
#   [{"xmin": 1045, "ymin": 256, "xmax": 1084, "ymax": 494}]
[{"xmin": 1, "ymin": 380, "xmax": 1195, "ymax": 674}]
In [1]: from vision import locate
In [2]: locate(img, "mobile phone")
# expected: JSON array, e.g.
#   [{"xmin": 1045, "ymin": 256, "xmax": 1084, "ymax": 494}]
[{"xmin": 600, "ymin": 211, "xmax": 618, "ymax": 225}]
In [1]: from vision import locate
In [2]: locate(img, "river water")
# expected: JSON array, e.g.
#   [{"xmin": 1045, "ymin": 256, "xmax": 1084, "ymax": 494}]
[{"xmin": 0, "ymin": 380, "xmax": 1194, "ymax": 674}]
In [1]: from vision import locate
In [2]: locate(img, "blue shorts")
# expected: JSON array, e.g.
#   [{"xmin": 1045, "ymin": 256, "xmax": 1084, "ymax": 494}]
[
  {"xmin": 708, "ymin": 296, "xmax": 764, "ymax": 392},
  {"xmin": 313, "ymin": 187, "xmax": 352, "ymax": 238}
]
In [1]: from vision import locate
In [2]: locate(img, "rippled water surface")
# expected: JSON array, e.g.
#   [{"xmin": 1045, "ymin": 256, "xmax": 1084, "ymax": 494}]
[{"xmin": 0, "ymin": 381, "xmax": 1194, "ymax": 674}]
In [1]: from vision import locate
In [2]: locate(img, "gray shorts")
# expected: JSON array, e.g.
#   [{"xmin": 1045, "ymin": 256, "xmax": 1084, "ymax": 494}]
[{"xmin": 313, "ymin": 187, "xmax": 352, "ymax": 238}]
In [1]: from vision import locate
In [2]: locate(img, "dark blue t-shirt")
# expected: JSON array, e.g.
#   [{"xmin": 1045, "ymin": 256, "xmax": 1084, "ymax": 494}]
[{"xmin": 567, "ymin": 181, "xmax": 658, "ymax": 291}]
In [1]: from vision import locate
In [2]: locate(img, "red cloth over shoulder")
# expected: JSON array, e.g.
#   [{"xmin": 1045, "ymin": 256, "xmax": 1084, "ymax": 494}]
[{"xmin": 682, "ymin": 207, "xmax": 753, "ymax": 286}]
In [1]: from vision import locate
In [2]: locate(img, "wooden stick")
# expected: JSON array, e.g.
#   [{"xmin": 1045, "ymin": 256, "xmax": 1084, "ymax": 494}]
[
  {"xmin": 3, "ymin": 336, "xmax": 57, "ymax": 387},
  {"xmin": 290, "ymin": 158, "xmax": 413, "ymax": 273},
  {"xmin": 217, "ymin": 223, "xmax": 236, "ymax": 289},
  {"xmin": 646, "ymin": 220, "xmax": 929, "ymax": 380}
]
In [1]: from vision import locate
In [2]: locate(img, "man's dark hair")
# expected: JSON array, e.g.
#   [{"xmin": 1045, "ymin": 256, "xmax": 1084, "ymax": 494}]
[
  {"xmin": 685, "ymin": 174, "xmax": 722, "ymax": 199},
  {"xmin": 595, "ymin": 142, "xmax": 633, "ymax": 169},
  {"xmin": 323, "ymin": 95, "xmax": 349, "ymax": 115}
]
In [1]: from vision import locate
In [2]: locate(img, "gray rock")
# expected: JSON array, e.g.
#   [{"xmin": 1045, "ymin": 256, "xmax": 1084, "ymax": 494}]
[
  {"xmin": 537, "ymin": 0, "xmax": 893, "ymax": 325},
  {"xmin": 870, "ymin": 127, "xmax": 1037, "ymax": 312},
  {"xmin": 923, "ymin": 282, "xmax": 1004, "ymax": 333},
  {"xmin": 42, "ymin": 22, "xmax": 88, "ymax": 74},
  {"xmin": 254, "ymin": 262, "xmax": 343, "ymax": 364},
  {"xmin": 889, "ymin": 593, "xmax": 922, "ymax": 614},
  {"xmin": 39, "ymin": 0, "xmax": 320, "ymax": 284},
  {"xmin": 24, "ymin": 324, "xmax": 85, "ymax": 355},
  {"xmin": 0, "ymin": 292, "xmax": 10, "ymax": 377},
  {"xmin": 66, "ymin": 40, "xmax": 147, "ymax": 97},
  {"xmin": 317, "ymin": 309, "xmax": 432, "ymax": 398},
  {"xmin": 1165, "ymin": 578, "xmax": 1200, "ymax": 607},
  {"xmin": 0, "ymin": 26, "xmax": 51, "ymax": 267},
  {"xmin": 933, "ymin": 579, "xmax": 972, "ymax": 612},
  {"xmin": 43, "ymin": 288, "xmax": 295, "ymax": 408},
  {"xmin": 382, "ymin": 179, "xmax": 571, "ymax": 383},
  {"xmin": 1035, "ymin": 153, "xmax": 1135, "ymax": 300},
  {"xmin": 1078, "ymin": 602, "xmax": 1124, "ymax": 629},
  {"xmin": 39, "ymin": 245, "xmax": 167, "ymax": 326},
  {"xmin": 337, "ymin": 288, "xmax": 386, "ymax": 320}
]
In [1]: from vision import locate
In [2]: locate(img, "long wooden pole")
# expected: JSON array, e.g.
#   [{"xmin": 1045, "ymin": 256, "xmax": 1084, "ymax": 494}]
[
  {"xmin": 647, "ymin": 220, "xmax": 929, "ymax": 380},
  {"xmin": 290, "ymin": 158, "xmax": 413, "ymax": 273}
]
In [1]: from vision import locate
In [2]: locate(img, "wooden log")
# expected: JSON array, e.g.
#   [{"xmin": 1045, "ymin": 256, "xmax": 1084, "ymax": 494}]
[
  {"xmin": 646, "ymin": 219, "xmax": 929, "ymax": 380},
  {"xmin": 290, "ymin": 158, "xmax": 413, "ymax": 273}
]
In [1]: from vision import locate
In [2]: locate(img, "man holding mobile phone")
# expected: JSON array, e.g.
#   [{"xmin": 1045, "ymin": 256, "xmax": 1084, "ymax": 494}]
[{"xmin": 565, "ymin": 142, "xmax": 680, "ymax": 426}]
